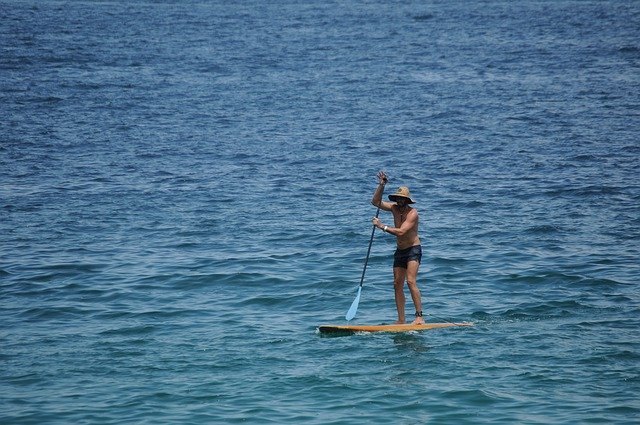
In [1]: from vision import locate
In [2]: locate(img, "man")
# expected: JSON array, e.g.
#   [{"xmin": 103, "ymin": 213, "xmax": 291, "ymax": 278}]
[{"xmin": 371, "ymin": 171, "xmax": 425, "ymax": 325}]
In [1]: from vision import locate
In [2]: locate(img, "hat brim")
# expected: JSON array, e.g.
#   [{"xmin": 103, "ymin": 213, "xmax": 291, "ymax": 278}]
[{"xmin": 389, "ymin": 194, "xmax": 415, "ymax": 204}]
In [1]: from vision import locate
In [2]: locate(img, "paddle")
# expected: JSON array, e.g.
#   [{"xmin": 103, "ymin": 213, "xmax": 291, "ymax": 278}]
[{"xmin": 345, "ymin": 206, "xmax": 381, "ymax": 321}]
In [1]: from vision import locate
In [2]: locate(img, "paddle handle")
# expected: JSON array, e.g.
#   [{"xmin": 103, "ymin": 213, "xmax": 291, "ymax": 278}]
[{"xmin": 358, "ymin": 206, "xmax": 380, "ymax": 288}]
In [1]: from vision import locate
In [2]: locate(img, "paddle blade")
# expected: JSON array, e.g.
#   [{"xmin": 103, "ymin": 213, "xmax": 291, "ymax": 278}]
[{"xmin": 345, "ymin": 287, "xmax": 362, "ymax": 321}]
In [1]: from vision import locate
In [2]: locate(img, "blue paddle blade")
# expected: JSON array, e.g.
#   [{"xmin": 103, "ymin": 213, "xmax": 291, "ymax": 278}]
[{"xmin": 345, "ymin": 287, "xmax": 362, "ymax": 321}]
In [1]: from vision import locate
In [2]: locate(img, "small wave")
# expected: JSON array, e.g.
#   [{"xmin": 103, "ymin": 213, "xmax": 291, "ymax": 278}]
[
  {"xmin": 235, "ymin": 295, "xmax": 291, "ymax": 308},
  {"xmin": 472, "ymin": 299, "xmax": 597, "ymax": 323},
  {"xmin": 19, "ymin": 95, "xmax": 65, "ymax": 104},
  {"xmin": 502, "ymin": 301, "xmax": 583, "ymax": 320},
  {"xmin": 438, "ymin": 198, "xmax": 486, "ymax": 208},
  {"xmin": 571, "ymin": 154, "xmax": 599, "ymax": 162},
  {"xmin": 582, "ymin": 276, "xmax": 631, "ymax": 287},
  {"xmin": 497, "ymin": 271, "xmax": 582, "ymax": 286},
  {"xmin": 618, "ymin": 46, "xmax": 639, "ymax": 54},
  {"xmin": 19, "ymin": 306, "xmax": 95, "ymax": 321},
  {"xmin": 4, "ymin": 373, "xmax": 44, "ymax": 387},
  {"xmin": 0, "ymin": 58, "xmax": 34, "ymax": 70},
  {"xmin": 597, "ymin": 349, "xmax": 640, "ymax": 362},
  {"xmin": 47, "ymin": 262, "xmax": 107, "ymax": 273},
  {"xmin": 524, "ymin": 224, "xmax": 563, "ymax": 234},
  {"xmin": 621, "ymin": 145, "xmax": 640, "ymax": 153},
  {"xmin": 506, "ymin": 114, "xmax": 543, "ymax": 124},
  {"xmin": 441, "ymin": 388, "xmax": 508, "ymax": 406},
  {"xmin": 197, "ymin": 63, "xmax": 230, "ymax": 74},
  {"xmin": 426, "ymin": 110, "xmax": 464, "ymax": 119},
  {"xmin": 99, "ymin": 324, "xmax": 156, "ymax": 337},
  {"xmin": 431, "ymin": 256, "xmax": 470, "ymax": 266},
  {"xmin": 543, "ymin": 185, "xmax": 624, "ymax": 198},
  {"xmin": 412, "ymin": 13, "xmax": 434, "ymax": 22}
]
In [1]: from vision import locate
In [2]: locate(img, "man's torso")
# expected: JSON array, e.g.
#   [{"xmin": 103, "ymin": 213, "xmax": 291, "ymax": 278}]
[{"xmin": 391, "ymin": 206, "xmax": 420, "ymax": 249}]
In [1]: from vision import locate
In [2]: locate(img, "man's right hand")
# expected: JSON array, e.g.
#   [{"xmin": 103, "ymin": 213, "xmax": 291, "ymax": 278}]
[{"xmin": 377, "ymin": 171, "xmax": 388, "ymax": 185}]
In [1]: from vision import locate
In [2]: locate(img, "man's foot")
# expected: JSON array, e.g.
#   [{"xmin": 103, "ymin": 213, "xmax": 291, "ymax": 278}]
[
  {"xmin": 394, "ymin": 319, "xmax": 405, "ymax": 325},
  {"xmin": 412, "ymin": 310, "xmax": 425, "ymax": 325}
]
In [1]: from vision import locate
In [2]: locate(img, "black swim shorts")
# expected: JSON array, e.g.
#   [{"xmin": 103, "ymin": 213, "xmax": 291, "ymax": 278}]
[{"xmin": 393, "ymin": 245, "xmax": 422, "ymax": 269}]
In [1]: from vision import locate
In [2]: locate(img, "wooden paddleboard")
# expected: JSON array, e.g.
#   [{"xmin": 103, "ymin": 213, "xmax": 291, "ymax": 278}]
[{"xmin": 318, "ymin": 322, "xmax": 473, "ymax": 335}]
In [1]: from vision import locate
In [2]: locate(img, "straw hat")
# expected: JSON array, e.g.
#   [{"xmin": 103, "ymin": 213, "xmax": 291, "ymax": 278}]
[{"xmin": 388, "ymin": 186, "xmax": 415, "ymax": 204}]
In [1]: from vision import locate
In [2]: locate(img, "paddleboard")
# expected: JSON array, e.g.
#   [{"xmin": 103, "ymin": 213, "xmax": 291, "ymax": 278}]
[{"xmin": 318, "ymin": 322, "xmax": 473, "ymax": 335}]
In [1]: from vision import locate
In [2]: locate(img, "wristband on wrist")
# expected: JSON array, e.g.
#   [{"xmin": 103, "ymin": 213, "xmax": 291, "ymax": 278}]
[{"xmin": 383, "ymin": 225, "xmax": 388, "ymax": 233}]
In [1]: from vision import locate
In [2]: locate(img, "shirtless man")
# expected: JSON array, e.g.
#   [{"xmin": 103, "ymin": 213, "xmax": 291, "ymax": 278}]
[{"xmin": 371, "ymin": 171, "xmax": 425, "ymax": 325}]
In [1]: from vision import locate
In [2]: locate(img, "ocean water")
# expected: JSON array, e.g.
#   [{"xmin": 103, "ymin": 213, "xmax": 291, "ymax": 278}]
[{"xmin": 1, "ymin": 0, "xmax": 639, "ymax": 423}]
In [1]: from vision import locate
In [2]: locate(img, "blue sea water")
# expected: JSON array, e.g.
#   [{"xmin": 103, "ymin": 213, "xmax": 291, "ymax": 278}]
[{"xmin": 1, "ymin": 0, "xmax": 639, "ymax": 423}]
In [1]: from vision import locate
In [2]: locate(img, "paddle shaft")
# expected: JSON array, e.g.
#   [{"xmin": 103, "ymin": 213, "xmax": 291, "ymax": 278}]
[{"xmin": 358, "ymin": 206, "xmax": 380, "ymax": 288}]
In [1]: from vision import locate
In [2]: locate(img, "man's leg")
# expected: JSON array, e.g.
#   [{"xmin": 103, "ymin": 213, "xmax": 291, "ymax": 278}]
[
  {"xmin": 406, "ymin": 260, "xmax": 424, "ymax": 324},
  {"xmin": 393, "ymin": 267, "xmax": 406, "ymax": 324}
]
